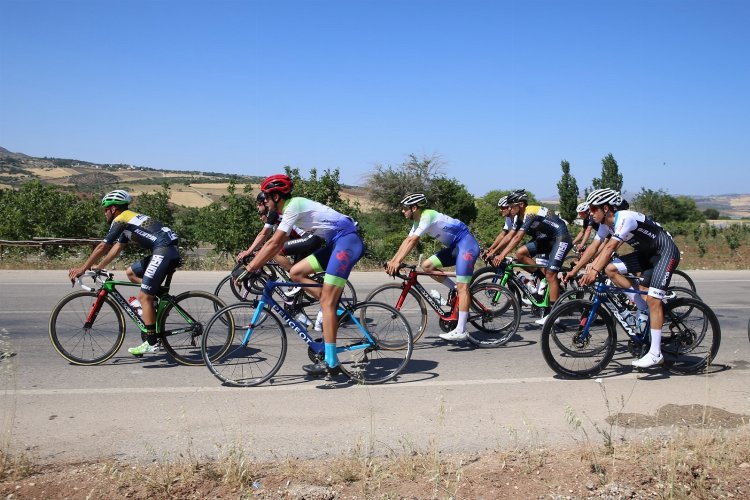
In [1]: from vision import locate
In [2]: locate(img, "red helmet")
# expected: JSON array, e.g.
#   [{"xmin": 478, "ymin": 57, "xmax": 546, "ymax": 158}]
[{"xmin": 261, "ymin": 174, "xmax": 293, "ymax": 195}]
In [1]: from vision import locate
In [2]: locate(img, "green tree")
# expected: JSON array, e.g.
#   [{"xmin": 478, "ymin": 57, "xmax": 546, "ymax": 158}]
[
  {"xmin": 703, "ymin": 208, "xmax": 720, "ymax": 220},
  {"xmin": 364, "ymin": 153, "xmax": 443, "ymax": 209},
  {"xmin": 631, "ymin": 189, "xmax": 706, "ymax": 224},
  {"xmin": 556, "ymin": 160, "xmax": 579, "ymax": 223},
  {"xmin": 472, "ymin": 189, "xmax": 511, "ymax": 246},
  {"xmin": 194, "ymin": 181, "xmax": 260, "ymax": 255},
  {"xmin": 133, "ymin": 182, "xmax": 174, "ymax": 226},
  {"xmin": 591, "ymin": 153, "xmax": 623, "ymax": 191}
]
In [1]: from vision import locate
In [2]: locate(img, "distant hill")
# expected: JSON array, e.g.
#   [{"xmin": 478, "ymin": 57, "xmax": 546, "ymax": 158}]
[{"xmin": 2, "ymin": 147, "xmax": 748, "ymax": 216}]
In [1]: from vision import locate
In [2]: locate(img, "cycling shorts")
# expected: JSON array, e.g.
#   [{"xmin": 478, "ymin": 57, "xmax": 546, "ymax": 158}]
[
  {"xmin": 281, "ymin": 233, "xmax": 324, "ymax": 259},
  {"xmin": 306, "ymin": 232, "xmax": 364, "ymax": 288},
  {"xmin": 614, "ymin": 244, "xmax": 680, "ymax": 299},
  {"xmin": 429, "ymin": 232, "xmax": 480, "ymax": 284},
  {"xmin": 130, "ymin": 246, "xmax": 181, "ymax": 295},
  {"xmin": 524, "ymin": 234, "xmax": 572, "ymax": 272}
]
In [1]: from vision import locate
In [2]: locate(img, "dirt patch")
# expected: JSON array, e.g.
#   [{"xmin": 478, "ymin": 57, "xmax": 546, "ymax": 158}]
[
  {"xmin": 608, "ymin": 404, "xmax": 750, "ymax": 429},
  {"xmin": 3, "ymin": 431, "xmax": 749, "ymax": 499}
]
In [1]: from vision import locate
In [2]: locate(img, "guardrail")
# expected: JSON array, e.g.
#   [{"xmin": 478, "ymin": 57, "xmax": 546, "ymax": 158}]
[{"xmin": 0, "ymin": 237, "xmax": 100, "ymax": 247}]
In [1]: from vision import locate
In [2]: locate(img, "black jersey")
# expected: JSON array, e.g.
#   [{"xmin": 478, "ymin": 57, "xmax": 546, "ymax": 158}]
[{"xmin": 103, "ymin": 210, "xmax": 178, "ymax": 249}]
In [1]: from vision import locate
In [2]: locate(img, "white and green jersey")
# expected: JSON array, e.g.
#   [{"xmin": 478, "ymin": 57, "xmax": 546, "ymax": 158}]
[
  {"xmin": 278, "ymin": 197, "xmax": 357, "ymax": 243},
  {"xmin": 409, "ymin": 209, "xmax": 470, "ymax": 247}
]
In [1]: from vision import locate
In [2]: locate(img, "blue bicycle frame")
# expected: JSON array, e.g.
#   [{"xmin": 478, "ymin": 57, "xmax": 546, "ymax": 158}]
[{"xmin": 582, "ymin": 279, "xmax": 651, "ymax": 344}]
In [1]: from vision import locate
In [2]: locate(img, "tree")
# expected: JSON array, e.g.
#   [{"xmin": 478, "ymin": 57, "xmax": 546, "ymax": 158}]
[
  {"xmin": 591, "ymin": 153, "xmax": 623, "ymax": 191},
  {"xmin": 556, "ymin": 160, "xmax": 579, "ymax": 223},
  {"xmin": 194, "ymin": 181, "xmax": 260, "ymax": 255},
  {"xmin": 703, "ymin": 208, "xmax": 720, "ymax": 220},
  {"xmin": 631, "ymin": 188, "xmax": 705, "ymax": 224},
  {"xmin": 133, "ymin": 182, "xmax": 174, "ymax": 226},
  {"xmin": 364, "ymin": 153, "xmax": 444, "ymax": 209}
]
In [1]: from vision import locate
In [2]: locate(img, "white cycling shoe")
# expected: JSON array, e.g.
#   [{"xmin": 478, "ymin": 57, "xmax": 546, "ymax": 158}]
[
  {"xmin": 438, "ymin": 328, "xmax": 468, "ymax": 342},
  {"xmin": 632, "ymin": 352, "xmax": 664, "ymax": 368}
]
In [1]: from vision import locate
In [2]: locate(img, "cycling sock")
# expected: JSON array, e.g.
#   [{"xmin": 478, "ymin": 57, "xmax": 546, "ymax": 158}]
[
  {"xmin": 145, "ymin": 325, "xmax": 157, "ymax": 346},
  {"xmin": 457, "ymin": 311, "xmax": 468, "ymax": 332},
  {"xmin": 648, "ymin": 328, "xmax": 662, "ymax": 356},
  {"xmin": 324, "ymin": 343, "xmax": 339, "ymax": 368}
]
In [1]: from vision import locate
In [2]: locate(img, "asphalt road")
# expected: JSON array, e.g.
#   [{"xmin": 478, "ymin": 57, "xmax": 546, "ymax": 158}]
[{"xmin": 1, "ymin": 269, "xmax": 749, "ymax": 464}]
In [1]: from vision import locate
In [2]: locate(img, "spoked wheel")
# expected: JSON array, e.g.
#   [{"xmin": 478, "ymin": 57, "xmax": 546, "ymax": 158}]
[
  {"xmin": 364, "ymin": 283, "xmax": 428, "ymax": 342},
  {"xmin": 661, "ymin": 297, "xmax": 721, "ymax": 374},
  {"xmin": 214, "ymin": 274, "xmax": 256, "ymax": 306},
  {"xmin": 670, "ymin": 269, "xmax": 697, "ymax": 294},
  {"xmin": 49, "ymin": 291, "xmax": 126, "ymax": 365},
  {"xmin": 160, "ymin": 291, "xmax": 233, "ymax": 366},
  {"xmin": 552, "ymin": 285, "xmax": 593, "ymax": 312},
  {"xmin": 466, "ymin": 282, "xmax": 521, "ymax": 347},
  {"xmin": 540, "ymin": 299, "xmax": 617, "ymax": 379},
  {"xmin": 201, "ymin": 302, "xmax": 287, "ymax": 387},
  {"xmin": 339, "ymin": 302, "xmax": 413, "ymax": 384}
]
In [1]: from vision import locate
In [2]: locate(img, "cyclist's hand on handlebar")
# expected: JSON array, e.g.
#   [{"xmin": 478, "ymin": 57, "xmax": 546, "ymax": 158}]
[
  {"xmin": 68, "ymin": 267, "xmax": 86, "ymax": 283},
  {"xmin": 385, "ymin": 259, "xmax": 401, "ymax": 277}
]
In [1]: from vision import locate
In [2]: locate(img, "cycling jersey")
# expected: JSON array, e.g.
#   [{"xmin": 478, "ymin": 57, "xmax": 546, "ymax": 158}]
[
  {"xmin": 514, "ymin": 205, "xmax": 568, "ymax": 240},
  {"xmin": 582, "ymin": 214, "xmax": 599, "ymax": 232},
  {"xmin": 594, "ymin": 210, "xmax": 670, "ymax": 253},
  {"xmin": 502, "ymin": 214, "xmax": 517, "ymax": 232},
  {"xmin": 103, "ymin": 210, "xmax": 178, "ymax": 249},
  {"xmin": 409, "ymin": 209, "xmax": 470, "ymax": 246},
  {"xmin": 278, "ymin": 197, "xmax": 358, "ymax": 243}
]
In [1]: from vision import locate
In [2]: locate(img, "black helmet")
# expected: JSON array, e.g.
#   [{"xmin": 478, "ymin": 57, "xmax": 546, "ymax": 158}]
[{"xmin": 507, "ymin": 189, "xmax": 528, "ymax": 204}]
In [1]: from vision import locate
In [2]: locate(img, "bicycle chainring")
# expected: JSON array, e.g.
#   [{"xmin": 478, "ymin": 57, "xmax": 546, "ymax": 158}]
[
  {"xmin": 439, "ymin": 318, "xmax": 458, "ymax": 332},
  {"xmin": 308, "ymin": 338, "xmax": 325, "ymax": 363}
]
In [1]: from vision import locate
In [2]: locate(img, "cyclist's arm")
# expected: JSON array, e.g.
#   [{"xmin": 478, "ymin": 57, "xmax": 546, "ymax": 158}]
[
  {"xmin": 576, "ymin": 225, "xmax": 593, "ymax": 250},
  {"xmin": 238, "ymin": 225, "xmax": 273, "ymax": 261},
  {"xmin": 579, "ymin": 237, "xmax": 623, "ymax": 286},
  {"xmin": 564, "ymin": 238, "xmax": 603, "ymax": 282},
  {"xmin": 94, "ymin": 242, "xmax": 126, "ymax": 270},
  {"xmin": 486, "ymin": 229, "xmax": 509, "ymax": 255},
  {"xmin": 68, "ymin": 242, "xmax": 113, "ymax": 281},
  {"xmin": 244, "ymin": 229, "xmax": 288, "ymax": 273},
  {"xmin": 493, "ymin": 229, "xmax": 525, "ymax": 264},
  {"xmin": 386, "ymin": 235, "xmax": 420, "ymax": 275}
]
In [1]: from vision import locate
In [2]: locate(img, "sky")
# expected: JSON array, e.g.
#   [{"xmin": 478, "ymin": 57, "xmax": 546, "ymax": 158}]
[{"xmin": 1, "ymin": 0, "xmax": 749, "ymax": 199}]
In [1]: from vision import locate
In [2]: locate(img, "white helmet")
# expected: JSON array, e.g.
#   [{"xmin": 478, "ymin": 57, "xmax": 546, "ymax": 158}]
[
  {"xmin": 101, "ymin": 190, "xmax": 132, "ymax": 207},
  {"xmin": 497, "ymin": 195, "xmax": 510, "ymax": 208},
  {"xmin": 399, "ymin": 193, "xmax": 427, "ymax": 207},
  {"xmin": 586, "ymin": 188, "xmax": 622, "ymax": 207},
  {"xmin": 576, "ymin": 202, "xmax": 589, "ymax": 213}
]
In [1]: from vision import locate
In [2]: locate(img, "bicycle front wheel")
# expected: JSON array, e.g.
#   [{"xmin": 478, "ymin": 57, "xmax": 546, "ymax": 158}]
[
  {"xmin": 214, "ymin": 274, "xmax": 255, "ymax": 306},
  {"xmin": 202, "ymin": 302, "xmax": 287, "ymax": 386},
  {"xmin": 661, "ymin": 297, "xmax": 721, "ymax": 374},
  {"xmin": 159, "ymin": 291, "xmax": 232, "ymax": 366},
  {"xmin": 466, "ymin": 282, "xmax": 521, "ymax": 347},
  {"xmin": 339, "ymin": 302, "xmax": 413, "ymax": 384},
  {"xmin": 670, "ymin": 269, "xmax": 697, "ymax": 293},
  {"xmin": 540, "ymin": 299, "xmax": 617, "ymax": 379},
  {"xmin": 364, "ymin": 283, "xmax": 427, "ymax": 342},
  {"xmin": 49, "ymin": 291, "xmax": 126, "ymax": 365}
]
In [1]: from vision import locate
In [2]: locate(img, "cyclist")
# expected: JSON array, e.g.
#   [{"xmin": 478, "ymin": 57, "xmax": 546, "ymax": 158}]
[
  {"xmin": 386, "ymin": 193, "xmax": 480, "ymax": 342},
  {"xmin": 492, "ymin": 189, "xmax": 573, "ymax": 325},
  {"xmin": 575, "ymin": 188, "xmax": 680, "ymax": 368},
  {"xmin": 68, "ymin": 190, "xmax": 181, "ymax": 356},
  {"xmin": 483, "ymin": 195, "xmax": 517, "ymax": 262},
  {"xmin": 240, "ymin": 174, "xmax": 364, "ymax": 376},
  {"xmin": 571, "ymin": 202, "xmax": 597, "ymax": 252}
]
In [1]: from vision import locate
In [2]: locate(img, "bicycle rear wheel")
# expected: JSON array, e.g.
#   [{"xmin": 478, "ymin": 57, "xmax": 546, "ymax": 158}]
[
  {"xmin": 202, "ymin": 302, "xmax": 287, "ymax": 386},
  {"xmin": 159, "ymin": 291, "xmax": 232, "ymax": 366},
  {"xmin": 214, "ymin": 274, "xmax": 256, "ymax": 306},
  {"xmin": 364, "ymin": 283, "xmax": 427, "ymax": 342},
  {"xmin": 49, "ymin": 291, "xmax": 126, "ymax": 365},
  {"xmin": 670, "ymin": 269, "xmax": 697, "ymax": 293},
  {"xmin": 466, "ymin": 282, "xmax": 521, "ymax": 347},
  {"xmin": 540, "ymin": 299, "xmax": 617, "ymax": 379},
  {"xmin": 661, "ymin": 297, "xmax": 721, "ymax": 374},
  {"xmin": 339, "ymin": 302, "xmax": 413, "ymax": 384}
]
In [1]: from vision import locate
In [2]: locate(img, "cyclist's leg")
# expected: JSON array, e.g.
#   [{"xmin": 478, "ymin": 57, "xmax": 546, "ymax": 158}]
[
  {"xmin": 421, "ymin": 248, "xmax": 456, "ymax": 289},
  {"xmin": 126, "ymin": 255, "xmax": 150, "ymax": 285},
  {"xmin": 440, "ymin": 234, "xmax": 479, "ymax": 340},
  {"xmin": 132, "ymin": 247, "xmax": 180, "ymax": 354},
  {"xmin": 546, "ymin": 235, "xmax": 572, "ymax": 304}
]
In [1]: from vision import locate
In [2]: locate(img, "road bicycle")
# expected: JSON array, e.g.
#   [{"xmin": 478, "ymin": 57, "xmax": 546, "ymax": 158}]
[
  {"xmin": 214, "ymin": 257, "xmax": 357, "ymax": 311},
  {"xmin": 539, "ymin": 273, "xmax": 720, "ymax": 379},
  {"xmin": 201, "ymin": 279, "xmax": 413, "ymax": 386},
  {"xmin": 49, "ymin": 267, "xmax": 232, "ymax": 366},
  {"xmin": 363, "ymin": 263, "xmax": 520, "ymax": 347}
]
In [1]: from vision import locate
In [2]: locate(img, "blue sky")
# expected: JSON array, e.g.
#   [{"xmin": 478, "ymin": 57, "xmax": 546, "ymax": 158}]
[{"xmin": 1, "ymin": 0, "xmax": 748, "ymax": 198}]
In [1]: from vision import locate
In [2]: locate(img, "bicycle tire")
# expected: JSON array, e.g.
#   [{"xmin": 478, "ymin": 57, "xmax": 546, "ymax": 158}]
[
  {"xmin": 540, "ymin": 299, "xmax": 617, "ymax": 379},
  {"xmin": 661, "ymin": 297, "xmax": 721, "ymax": 374},
  {"xmin": 214, "ymin": 274, "xmax": 255, "ymax": 305},
  {"xmin": 670, "ymin": 269, "xmax": 697, "ymax": 293},
  {"xmin": 470, "ymin": 265, "xmax": 498, "ymax": 284},
  {"xmin": 364, "ymin": 283, "xmax": 428, "ymax": 342},
  {"xmin": 340, "ymin": 301, "xmax": 413, "ymax": 384},
  {"xmin": 466, "ymin": 282, "xmax": 521, "ymax": 347},
  {"xmin": 202, "ymin": 302, "xmax": 287, "ymax": 386},
  {"xmin": 471, "ymin": 274, "xmax": 523, "ymax": 315},
  {"xmin": 49, "ymin": 291, "xmax": 126, "ymax": 365},
  {"xmin": 159, "ymin": 291, "xmax": 232, "ymax": 366},
  {"xmin": 552, "ymin": 286, "xmax": 593, "ymax": 312}
]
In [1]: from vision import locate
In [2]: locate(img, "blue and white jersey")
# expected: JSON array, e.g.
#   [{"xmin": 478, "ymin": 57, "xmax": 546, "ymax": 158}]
[
  {"xmin": 278, "ymin": 197, "xmax": 357, "ymax": 243},
  {"xmin": 409, "ymin": 209, "xmax": 470, "ymax": 246}
]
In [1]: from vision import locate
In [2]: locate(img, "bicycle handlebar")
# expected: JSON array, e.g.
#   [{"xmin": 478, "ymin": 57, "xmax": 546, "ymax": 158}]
[{"xmin": 73, "ymin": 269, "xmax": 112, "ymax": 291}]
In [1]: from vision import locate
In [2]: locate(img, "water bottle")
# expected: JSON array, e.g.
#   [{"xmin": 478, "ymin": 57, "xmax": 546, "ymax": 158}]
[
  {"xmin": 620, "ymin": 310, "xmax": 636, "ymax": 329},
  {"xmin": 128, "ymin": 296, "xmax": 143, "ymax": 316},
  {"xmin": 537, "ymin": 278, "xmax": 547, "ymax": 295},
  {"xmin": 429, "ymin": 289, "xmax": 447, "ymax": 305},
  {"xmin": 636, "ymin": 312, "xmax": 649, "ymax": 334},
  {"xmin": 295, "ymin": 312, "xmax": 312, "ymax": 327}
]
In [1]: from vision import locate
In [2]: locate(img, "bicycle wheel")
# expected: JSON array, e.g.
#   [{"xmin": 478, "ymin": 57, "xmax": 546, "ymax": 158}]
[
  {"xmin": 471, "ymin": 274, "xmax": 522, "ymax": 314},
  {"xmin": 466, "ymin": 282, "xmax": 521, "ymax": 347},
  {"xmin": 364, "ymin": 283, "xmax": 428, "ymax": 342},
  {"xmin": 339, "ymin": 302, "xmax": 413, "ymax": 384},
  {"xmin": 540, "ymin": 299, "xmax": 617, "ymax": 379},
  {"xmin": 202, "ymin": 302, "xmax": 287, "ymax": 386},
  {"xmin": 307, "ymin": 272, "xmax": 358, "ymax": 308},
  {"xmin": 552, "ymin": 286, "xmax": 593, "ymax": 312},
  {"xmin": 214, "ymin": 273, "xmax": 256, "ymax": 306},
  {"xmin": 470, "ymin": 265, "xmax": 498, "ymax": 284},
  {"xmin": 670, "ymin": 269, "xmax": 697, "ymax": 293},
  {"xmin": 49, "ymin": 291, "xmax": 126, "ymax": 365},
  {"xmin": 159, "ymin": 291, "xmax": 232, "ymax": 366},
  {"xmin": 661, "ymin": 297, "xmax": 721, "ymax": 374}
]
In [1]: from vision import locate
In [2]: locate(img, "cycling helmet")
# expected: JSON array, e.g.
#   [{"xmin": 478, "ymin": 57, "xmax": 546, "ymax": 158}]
[
  {"xmin": 101, "ymin": 190, "xmax": 132, "ymax": 207},
  {"xmin": 576, "ymin": 202, "xmax": 589, "ymax": 213},
  {"xmin": 256, "ymin": 191, "xmax": 266, "ymax": 203},
  {"xmin": 261, "ymin": 174, "xmax": 294, "ymax": 195},
  {"xmin": 618, "ymin": 199, "xmax": 630, "ymax": 211},
  {"xmin": 497, "ymin": 195, "xmax": 510, "ymax": 208},
  {"xmin": 507, "ymin": 189, "xmax": 528, "ymax": 204},
  {"xmin": 400, "ymin": 193, "xmax": 427, "ymax": 207},
  {"xmin": 586, "ymin": 188, "xmax": 622, "ymax": 207}
]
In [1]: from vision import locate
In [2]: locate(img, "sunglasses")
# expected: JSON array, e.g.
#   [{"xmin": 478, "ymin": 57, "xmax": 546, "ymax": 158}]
[{"xmin": 589, "ymin": 205, "xmax": 602, "ymax": 213}]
